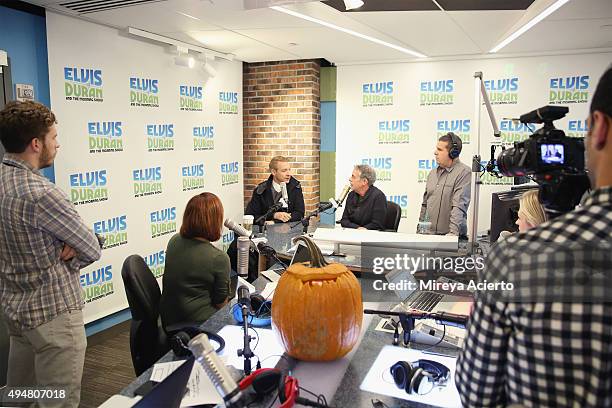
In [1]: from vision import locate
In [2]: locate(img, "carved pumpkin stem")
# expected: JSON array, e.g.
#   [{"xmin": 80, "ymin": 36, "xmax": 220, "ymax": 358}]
[{"xmin": 293, "ymin": 235, "xmax": 329, "ymax": 268}]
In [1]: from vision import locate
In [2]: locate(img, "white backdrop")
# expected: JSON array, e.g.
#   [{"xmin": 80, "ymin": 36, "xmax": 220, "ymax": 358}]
[
  {"xmin": 47, "ymin": 12, "xmax": 243, "ymax": 323},
  {"xmin": 336, "ymin": 52, "xmax": 612, "ymax": 233}
]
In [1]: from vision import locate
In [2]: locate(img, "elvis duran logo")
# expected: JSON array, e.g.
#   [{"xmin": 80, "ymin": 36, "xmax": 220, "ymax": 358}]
[
  {"xmin": 219, "ymin": 92, "xmax": 238, "ymax": 114},
  {"xmin": 182, "ymin": 163, "xmax": 205, "ymax": 191},
  {"xmin": 193, "ymin": 125, "xmax": 214, "ymax": 151},
  {"xmin": 496, "ymin": 120, "xmax": 534, "ymax": 145},
  {"xmin": 133, "ymin": 167, "xmax": 162, "ymax": 198},
  {"xmin": 479, "ymin": 160, "xmax": 512, "ymax": 185},
  {"xmin": 436, "ymin": 119, "xmax": 471, "ymax": 144},
  {"xmin": 147, "ymin": 124, "xmax": 174, "ymax": 152},
  {"xmin": 417, "ymin": 159, "xmax": 437, "ymax": 183},
  {"xmin": 88, "ymin": 121, "xmax": 123, "ymax": 153},
  {"xmin": 130, "ymin": 77, "xmax": 159, "ymax": 107},
  {"xmin": 420, "ymin": 80, "xmax": 453, "ymax": 106},
  {"xmin": 80, "ymin": 264, "xmax": 114, "ymax": 304},
  {"xmin": 361, "ymin": 158, "xmax": 392, "ymax": 181},
  {"xmin": 144, "ymin": 250, "xmax": 165, "ymax": 279},
  {"xmin": 378, "ymin": 120, "xmax": 410, "ymax": 144},
  {"xmin": 484, "ymin": 78, "xmax": 519, "ymax": 105},
  {"xmin": 567, "ymin": 119, "xmax": 588, "ymax": 138},
  {"xmin": 362, "ymin": 82, "xmax": 394, "ymax": 107},
  {"xmin": 220, "ymin": 230, "xmax": 235, "ymax": 253},
  {"xmin": 93, "ymin": 215, "xmax": 127, "ymax": 250},
  {"xmin": 221, "ymin": 162, "xmax": 239, "ymax": 186},
  {"xmin": 387, "ymin": 195, "xmax": 408, "ymax": 218},
  {"xmin": 549, "ymin": 75, "xmax": 589, "ymax": 104},
  {"xmin": 150, "ymin": 207, "xmax": 177, "ymax": 238},
  {"xmin": 64, "ymin": 67, "xmax": 103, "ymax": 102},
  {"xmin": 179, "ymin": 85, "xmax": 203, "ymax": 111},
  {"xmin": 69, "ymin": 170, "xmax": 108, "ymax": 205}
]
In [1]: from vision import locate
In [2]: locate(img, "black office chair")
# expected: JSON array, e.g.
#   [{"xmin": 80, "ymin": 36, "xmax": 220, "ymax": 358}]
[
  {"xmin": 121, "ymin": 255, "xmax": 169, "ymax": 376},
  {"xmin": 384, "ymin": 201, "xmax": 402, "ymax": 232}
]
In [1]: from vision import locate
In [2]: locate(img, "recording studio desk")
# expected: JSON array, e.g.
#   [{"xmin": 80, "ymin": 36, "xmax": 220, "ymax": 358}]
[{"xmin": 119, "ymin": 276, "xmax": 460, "ymax": 407}]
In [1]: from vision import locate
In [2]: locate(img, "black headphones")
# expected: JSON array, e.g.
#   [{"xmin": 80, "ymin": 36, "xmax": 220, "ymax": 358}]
[
  {"xmin": 169, "ymin": 326, "xmax": 225, "ymax": 357},
  {"xmin": 447, "ymin": 132, "xmax": 461, "ymax": 159},
  {"xmin": 390, "ymin": 360, "xmax": 450, "ymax": 394},
  {"xmin": 239, "ymin": 368, "xmax": 328, "ymax": 408}
]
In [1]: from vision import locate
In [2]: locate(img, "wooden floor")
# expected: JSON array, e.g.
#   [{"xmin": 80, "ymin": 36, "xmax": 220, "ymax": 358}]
[{"xmin": 80, "ymin": 320, "xmax": 136, "ymax": 408}]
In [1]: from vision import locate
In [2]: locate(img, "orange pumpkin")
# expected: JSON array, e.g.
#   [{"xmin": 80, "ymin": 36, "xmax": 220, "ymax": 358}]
[{"xmin": 272, "ymin": 236, "xmax": 363, "ymax": 361}]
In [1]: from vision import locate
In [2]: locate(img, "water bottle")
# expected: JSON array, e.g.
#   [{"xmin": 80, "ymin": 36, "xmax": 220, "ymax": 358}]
[{"xmin": 418, "ymin": 213, "xmax": 431, "ymax": 234}]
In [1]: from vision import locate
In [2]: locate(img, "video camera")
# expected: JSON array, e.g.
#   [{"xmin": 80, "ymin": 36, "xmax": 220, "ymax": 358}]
[{"xmin": 495, "ymin": 105, "xmax": 590, "ymax": 214}]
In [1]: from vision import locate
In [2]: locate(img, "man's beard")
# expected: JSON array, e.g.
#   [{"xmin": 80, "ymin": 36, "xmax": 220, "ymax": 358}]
[{"xmin": 39, "ymin": 144, "xmax": 54, "ymax": 169}]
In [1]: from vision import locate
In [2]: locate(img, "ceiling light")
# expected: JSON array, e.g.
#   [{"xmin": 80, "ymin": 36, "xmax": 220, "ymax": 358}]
[
  {"xmin": 270, "ymin": 6, "xmax": 426, "ymax": 58},
  {"xmin": 343, "ymin": 0, "xmax": 364, "ymax": 10},
  {"xmin": 490, "ymin": 0, "xmax": 570, "ymax": 53},
  {"xmin": 174, "ymin": 45, "xmax": 196, "ymax": 68},
  {"xmin": 175, "ymin": 55, "xmax": 195, "ymax": 68}
]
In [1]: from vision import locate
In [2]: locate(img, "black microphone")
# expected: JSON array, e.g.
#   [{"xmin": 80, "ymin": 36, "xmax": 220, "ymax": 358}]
[
  {"xmin": 255, "ymin": 203, "xmax": 284, "ymax": 225},
  {"xmin": 237, "ymin": 285, "xmax": 251, "ymax": 312}
]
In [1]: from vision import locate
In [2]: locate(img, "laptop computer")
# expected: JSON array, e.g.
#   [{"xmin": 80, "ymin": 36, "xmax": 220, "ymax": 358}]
[
  {"xmin": 261, "ymin": 241, "xmax": 311, "ymax": 281},
  {"xmin": 386, "ymin": 269, "xmax": 473, "ymax": 316},
  {"xmin": 133, "ymin": 357, "xmax": 194, "ymax": 408}
]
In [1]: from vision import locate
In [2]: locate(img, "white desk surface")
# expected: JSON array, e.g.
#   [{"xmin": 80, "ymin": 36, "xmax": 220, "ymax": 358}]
[{"xmin": 311, "ymin": 226, "xmax": 458, "ymax": 250}]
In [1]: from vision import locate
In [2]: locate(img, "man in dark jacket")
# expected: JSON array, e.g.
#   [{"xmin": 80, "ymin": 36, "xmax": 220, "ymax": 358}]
[
  {"xmin": 340, "ymin": 164, "xmax": 387, "ymax": 230},
  {"xmin": 246, "ymin": 156, "xmax": 305, "ymax": 225}
]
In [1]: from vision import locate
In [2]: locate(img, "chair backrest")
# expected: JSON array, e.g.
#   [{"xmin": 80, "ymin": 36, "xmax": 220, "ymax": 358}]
[
  {"xmin": 121, "ymin": 255, "xmax": 168, "ymax": 375},
  {"xmin": 384, "ymin": 201, "xmax": 402, "ymax": 232}
]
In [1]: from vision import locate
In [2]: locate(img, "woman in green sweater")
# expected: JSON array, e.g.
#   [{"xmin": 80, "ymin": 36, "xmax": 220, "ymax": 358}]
[{"xmin": 160, "ymin": 192, "xmax": 231, "ymax": 328}]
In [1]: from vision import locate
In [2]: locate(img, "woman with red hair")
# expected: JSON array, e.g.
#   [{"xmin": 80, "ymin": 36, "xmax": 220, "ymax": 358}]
[{"xmin": 160, "ymin": 192, "xmax": 231, "ymax": 327}]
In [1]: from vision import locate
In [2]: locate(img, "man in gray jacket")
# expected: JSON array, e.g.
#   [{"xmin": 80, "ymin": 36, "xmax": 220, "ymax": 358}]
[{"xmin": 418, "ymin": 132, "xmax": 471, "ymax": 236}]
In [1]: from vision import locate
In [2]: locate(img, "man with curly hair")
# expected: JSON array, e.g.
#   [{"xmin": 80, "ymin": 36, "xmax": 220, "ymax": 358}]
[{"xmin": 0, "ymin": 101, "xmax": 102, "ymax": 407}]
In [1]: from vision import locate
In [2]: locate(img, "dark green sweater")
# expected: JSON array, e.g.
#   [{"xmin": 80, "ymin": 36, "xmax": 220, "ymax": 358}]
[{"xmin": 160, "ymin": 234, "xmax": 230, "ymax": 328}]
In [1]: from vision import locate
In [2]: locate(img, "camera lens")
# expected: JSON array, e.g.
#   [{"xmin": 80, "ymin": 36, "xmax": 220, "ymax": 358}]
[{"xmin": 497, "ymin": 145, "xmax": 528, "ymax": 177}]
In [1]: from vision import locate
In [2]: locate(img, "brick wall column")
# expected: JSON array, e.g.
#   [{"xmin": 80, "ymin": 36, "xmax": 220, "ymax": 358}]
[{"xmin": 243, "ymin": 60, "xmax": 321, "ymax": 213}]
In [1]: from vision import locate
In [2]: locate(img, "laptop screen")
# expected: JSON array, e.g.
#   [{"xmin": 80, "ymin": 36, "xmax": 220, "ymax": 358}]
[
  {"xmin": 133, "ymin": 357, "xmax": 194, "ymax": 408},
  {"xmin": 385, "ymin": 269, "xmax": 418, "ymax": 302}
]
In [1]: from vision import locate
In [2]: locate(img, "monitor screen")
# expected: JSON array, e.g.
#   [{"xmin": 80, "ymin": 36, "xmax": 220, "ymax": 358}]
[
  {"xmin": 489, "ymin": 190, "xmax": 520, "ymax": 242},
  {"xmin": 540, "ymin": 143, "xmax": 565, "ymax": 164}
]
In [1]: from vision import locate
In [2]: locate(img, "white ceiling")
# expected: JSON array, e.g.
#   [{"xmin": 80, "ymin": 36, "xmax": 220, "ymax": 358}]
[{"xmin": 22, "ymin": 0, "xmax": 612, "ymax": 63}]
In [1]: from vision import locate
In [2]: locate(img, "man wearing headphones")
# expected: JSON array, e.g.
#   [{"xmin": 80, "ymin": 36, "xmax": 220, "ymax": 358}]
[{"xmin": 418, "ymin": 132, "xmax": 471, "ymax": 236}]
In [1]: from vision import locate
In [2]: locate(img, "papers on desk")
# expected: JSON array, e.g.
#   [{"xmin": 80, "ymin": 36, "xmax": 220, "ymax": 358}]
[
  {"xmin": 217, "ymin": 325, "xmax": 285, "ymax": 370},
  {"xmin": 150, "ymin": 361, "xmax": 222, "ymax": 407},
  {"xmin": 261, "ymin": 281, "xmax": 277, "ymax": 300},
  {"xmin": 360, "ymin": 345, "xmax": 461, "ymax": 408}
]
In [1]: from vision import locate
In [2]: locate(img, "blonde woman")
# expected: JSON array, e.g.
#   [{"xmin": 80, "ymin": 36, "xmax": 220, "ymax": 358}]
[{"xmin": 515, "ymin": 189, "xmax": 548, "ymax": 232}]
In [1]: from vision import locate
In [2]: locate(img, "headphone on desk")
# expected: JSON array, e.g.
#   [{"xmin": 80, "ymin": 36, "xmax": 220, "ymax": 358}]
[
  {"xmin": 239, "ymin": 368, "xmax": 328, "ymax": 408},
  {"xmin": 230, "ymin": 293, "xmax": 272, "ymax": 327},
  {"xmin": 390, "ymin": 359, "xmax": 450, "ymax": 394},
  {"xmin": 447, "ymin": 132, "xmax": 461, "ymax": 159},
  {"xmin": 169, "ymin": 326, "xmax": 225, "ymax": 357}
]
